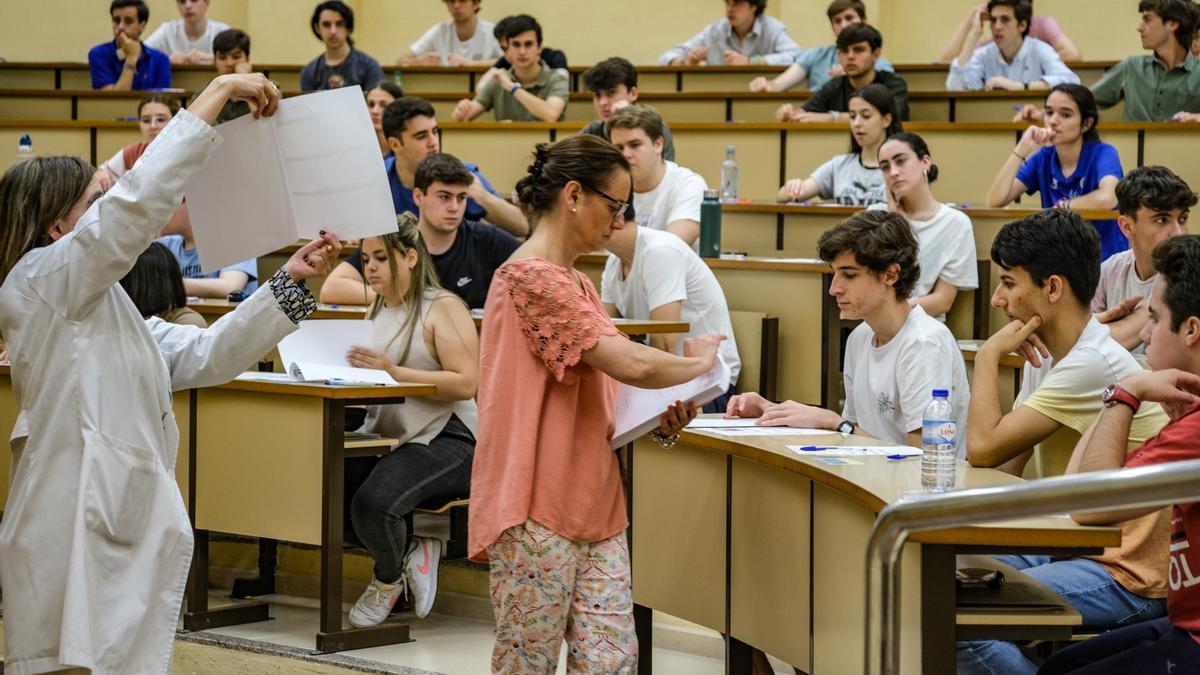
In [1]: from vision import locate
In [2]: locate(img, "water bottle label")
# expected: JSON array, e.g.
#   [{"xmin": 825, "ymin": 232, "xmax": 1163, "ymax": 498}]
[{"xmin": 922, "ymin": 421, "xmax": 957, "ymax": 444}]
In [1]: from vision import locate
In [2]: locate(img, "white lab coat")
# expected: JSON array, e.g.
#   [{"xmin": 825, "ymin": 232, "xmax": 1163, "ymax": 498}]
[{"xmin": 0, "ymin": 111, "xmax": 302, "ymax": 674}]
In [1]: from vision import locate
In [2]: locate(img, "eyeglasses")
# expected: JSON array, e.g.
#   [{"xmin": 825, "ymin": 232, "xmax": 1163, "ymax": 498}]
[{"xmin": 581, "ymin": 183, "xmax": 630, "ymax": 222}]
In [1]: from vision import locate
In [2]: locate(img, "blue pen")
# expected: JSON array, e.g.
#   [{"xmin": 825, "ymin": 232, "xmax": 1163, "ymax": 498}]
[
  {"xmin": 326, "ymin": 378, "xmax": 345, "ymax": 386},
  {"xmin": 1011, "ymin": 105, "xmax": 1022, "ymax": 111},
  {"xmin": 886, "ymin": 454, "xmax": 911, "ymax": 460},
  {"xmin": 798, "ymin": 445, "xmax": 838, "ymax": 451}
]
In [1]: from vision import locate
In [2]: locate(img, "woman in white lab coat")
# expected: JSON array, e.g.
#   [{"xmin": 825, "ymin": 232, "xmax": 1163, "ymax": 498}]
[{"xmin": 0, "ymin": 74, "xmax": 342, "ymax": 675}]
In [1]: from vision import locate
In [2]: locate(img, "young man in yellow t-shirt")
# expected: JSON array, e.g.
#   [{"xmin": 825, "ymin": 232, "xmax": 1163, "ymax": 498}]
[{"xmin": 960, "ymin": 209, "xmax": 1170, "ymax": 675}]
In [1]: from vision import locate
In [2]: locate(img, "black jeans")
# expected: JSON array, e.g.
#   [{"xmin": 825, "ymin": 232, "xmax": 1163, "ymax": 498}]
[
  {"xmin": 344, "ymin": 415, "xmax": 474, "ymax": 582},
  {"xmin": 1038, "ymin": 616, "xmax": 1200, "ymax": 674}
]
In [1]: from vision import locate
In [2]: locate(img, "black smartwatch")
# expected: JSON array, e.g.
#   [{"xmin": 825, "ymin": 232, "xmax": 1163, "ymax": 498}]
[{"xmin": 836, "ymin": 419, "xmax": 855, "ymax": 435}]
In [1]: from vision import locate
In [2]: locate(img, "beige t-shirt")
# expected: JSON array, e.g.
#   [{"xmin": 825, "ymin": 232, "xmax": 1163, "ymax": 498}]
[{"xmin": 1016, "ymin": 317, "xmax": 1170, "ymax": 597}]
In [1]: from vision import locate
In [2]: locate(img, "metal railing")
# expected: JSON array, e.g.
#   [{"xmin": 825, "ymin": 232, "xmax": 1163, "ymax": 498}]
[{"xmin": 865, "ymin": 459, "xmax": 1200, "ymax": 675}]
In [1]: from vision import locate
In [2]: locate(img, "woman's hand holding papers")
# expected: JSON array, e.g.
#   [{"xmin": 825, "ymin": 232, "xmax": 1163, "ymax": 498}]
[
  {"xmin": 189, "ymin": 73, "xmax": 282, "ymax": 124},
  {"xmin": 286, "ymin": 231, "xmax": 343, "ymax": 283}
]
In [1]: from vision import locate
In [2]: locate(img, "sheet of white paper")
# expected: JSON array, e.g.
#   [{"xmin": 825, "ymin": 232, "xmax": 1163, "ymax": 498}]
[
  {"xmin": 787, "ymin": 445, "xmax": 923, "ymax": 457},
  {"xmin": 289, "ymin": 362, "xmax": 394, "ymax": 385},
  {"xmin": 186, "ymin": 87, "xmax": 396, "ymax": 271},
  {"xmin": 708, "ymin": 427, "xmax": 832, "ymax": 437},
  {"xmin": 610, "ymin": 358, "xmax": 730, "ymax": 449},
  {"xmin": 276, "ymin": 319, "xmax": 392, "ymax": 384},
  {"xmin": 272, "ymin": 87, "xmax": 396, "ymax": 240},
  {"xmin": 762, "ymin": 257, "xmax": 824, "ymax": 264},
  {"xmin": 235, "ymin": 371, "xmax": 295, "ymax": 383},
  {"xmin": 687, "ymin": 417, "xmax": 759, "ymax": 428}
]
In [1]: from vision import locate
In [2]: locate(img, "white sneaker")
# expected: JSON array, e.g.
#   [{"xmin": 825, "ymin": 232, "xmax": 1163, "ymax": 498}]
[
  {"xmin": 348, "ymin": 576, "xmax": 406, "ymax": 628},
  {"xmin": 405, "ymin": 536, "xmax": 442, "ymax": 619}
]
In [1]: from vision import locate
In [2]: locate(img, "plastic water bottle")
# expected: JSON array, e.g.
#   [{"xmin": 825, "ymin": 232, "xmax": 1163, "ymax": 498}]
[
  {"xmin": 699, "ymin": 189, "xmax": 721, "ymax": 258},
  {"xmin": 720, "ymin": 145, "xmax": 739, "ymax": 204},
  {"xmin": 15, "ymin": 134, "xmax": 33, "ymax": 163},
  {"xmin": 921, "ymin": 389, "xmax": 957, "ymax": 492}
]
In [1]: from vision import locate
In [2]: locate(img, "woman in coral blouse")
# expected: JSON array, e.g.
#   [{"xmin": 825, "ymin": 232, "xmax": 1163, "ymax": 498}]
[{"xmin": 470, "ymin": 134, "xmax": 724, "ymax": 673}]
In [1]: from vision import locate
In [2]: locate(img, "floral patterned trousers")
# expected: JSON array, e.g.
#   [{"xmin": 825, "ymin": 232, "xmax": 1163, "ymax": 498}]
[{"xmin": 488, "ymin": 519, "xmax": 638, "ymax": 674}]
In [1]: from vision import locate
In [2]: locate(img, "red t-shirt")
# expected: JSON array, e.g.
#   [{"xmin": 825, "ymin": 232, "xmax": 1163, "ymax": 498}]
[{"xmin": 1126, "ymin": 401, "xmax": 1200, "ymax": 633}]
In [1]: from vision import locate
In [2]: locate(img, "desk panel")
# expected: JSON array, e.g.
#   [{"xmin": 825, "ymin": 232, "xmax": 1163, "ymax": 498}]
[
  {"xmin": 0, "ymin": 127, "xmax": 91, "ymax": 171},
  {"xmin": 672, "ymin": 127, "xmax": 782, "ymax": 202},
  {"xmin": 0, "ymin": 68, "xmax": 57, "ymax": 89},
  {"xmin": 0, "ymin": 96, "xmax": 70, "ymax": 120},
  {"xmin": 78, "ymin": 97, "xmax": 143, "ymax": 120},
  {"xmin": 438, "ymin": 125, "xmax": 554, "ymax": 192},
  {"xmin": 1144, "ymin": 127, "xmax": 1200, "ymax": 194}
]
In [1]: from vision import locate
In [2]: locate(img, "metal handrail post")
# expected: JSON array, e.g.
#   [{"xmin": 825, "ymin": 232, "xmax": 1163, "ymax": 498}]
[{"xmin": 865, "ymin": 459, "xmax": 1200, "ymax": 675}]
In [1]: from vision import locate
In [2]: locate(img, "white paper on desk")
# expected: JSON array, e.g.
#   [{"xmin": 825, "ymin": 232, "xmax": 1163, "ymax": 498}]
[
  {"xmin": 787, "ymin": 445, "xmax": 923, "ymax": 457},
  {"xmin": 709, "ymin": 427, "xmax": 832, "ymax": 437},
  {"xmin": 687, "ymin": 417, "xmax": 759, "ymax": 428},
  {"xmin": 186, "ymin": 87, "xmax": 397, "ymax": 272},
  {"xmin": 277, "ymin": 319, "xmax": 394, "ymax": 385},
  {"xmin": 609, "ymin": 358, "xmax": 730, "ymax": 449}
]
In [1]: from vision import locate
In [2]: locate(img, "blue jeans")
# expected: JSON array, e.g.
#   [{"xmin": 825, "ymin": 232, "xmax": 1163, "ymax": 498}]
[
  {"xmin": 1038, "ymin": 616, "xmax": 1200, "ymax": 674},
  {"xmin": 957, "ymin": 555, "xmax": 1166, "ymax": 675}
]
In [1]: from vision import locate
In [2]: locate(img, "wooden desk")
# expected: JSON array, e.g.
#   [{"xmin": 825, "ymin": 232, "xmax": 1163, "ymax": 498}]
[
  {"xmin": 956, "ymin": 554, "xmax": 1081, "ymax": 642},
  {"xmin": 184, "ymin": 372, "xmax": 436, "ymax": 652},
  {"xmin": 0, "ymin": 88, "xmax": 192, "ymax": 121},
  {"xmin": 630, "ymin": 426, "xmax": 1119, "ymax": 673},
  {"xmin": 0, "ymin": 62, "xmax": 303, "ymax": 92}
]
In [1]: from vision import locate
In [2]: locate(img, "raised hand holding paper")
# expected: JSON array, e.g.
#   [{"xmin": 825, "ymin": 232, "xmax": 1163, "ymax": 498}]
[
  {"xmin": 277, "ymin": 319, "xmax": 394, "ymax": 385},
  {"xmin": 610, "ymin": 358, "xmax": 730, "ymax": 449},
  {"xmin": 186, "ymin": 87, "xmax": 397, "ymax": 272}
]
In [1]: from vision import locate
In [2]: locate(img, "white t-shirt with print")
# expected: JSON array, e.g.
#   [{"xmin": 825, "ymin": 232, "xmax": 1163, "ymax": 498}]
[
  {"xmin": 809, "ymin": 153, "xmax": 886, "ymax": 206},
  {"xmin": 144, "ymin": 18, "xmax": 231, "ymax": 56},
  {"xmin": 410, "ymin": 19, "xmax": 502, "ymax": 64},
  {"xmin": 633, "ymin": 161, "xmax": 708, "ymax": 252},
  {"xmin": 842, "ymin": 305, "xmax": 971, "ymax": 453},
  {"xmin": 870, "ymin": 203, "xmax": 979, "ymax": 321},
  {"xmin": 1092, "ymin": 249, "xmax": 1157, "ymax": 313},
  {"xmin": 600, "ymin": 227, "xmax": 741, "ymax": 388}
]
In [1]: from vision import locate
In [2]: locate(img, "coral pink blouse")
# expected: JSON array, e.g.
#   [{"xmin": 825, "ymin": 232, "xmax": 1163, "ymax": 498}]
[{"xmin": 468, "ymin": 258, "xmax": 627, "ymax": 561}]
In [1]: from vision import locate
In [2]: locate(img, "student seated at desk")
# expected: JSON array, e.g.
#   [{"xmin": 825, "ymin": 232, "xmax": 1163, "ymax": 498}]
[
  {"xmin": 89, "ymin": 0, "xmax": 172, "ymax": 91},
  {"xmin": 939, "ymin": 0, "xmax": 1082, "ymax": 63},
  {"xmin": 201, "ymin": 29, "xmax": 261, "ymax": 125},
  {"xmin": 775, "ymin": 24, "xmax": 909, "ymax": 123},
  {"xmin": 322, "ymin": 153, "xmax": 520, "ymax": 308},
  {"xmin": 601, "ymin": 204, "xmax": 741, "ymax": 412},
  {"xmin": 143, "ymin": 0, "xmax": 229, "ymax": 66},
  {"xmin": 1039, "ymin": 236, "xmax": 1200, "ymax": 674},
  {"xmin": 945, "ymin": 0, "xmax": 1080, "ymax": 92},
  {"xmin": 342, "ymin": 216, "xmax": 479, "ymax": 626},
  {"xmin": 366, "ymin": 81, "xmax": 403, "ymax": 157},
  {"xmin": 777, "ymin": 83, "xmax": 901, "ymax": 206},
  {"xmin": 300, "ymin": 1, "xmax": 385, "ymax": 92},
  {"xmin": 988, "ymin": 84, "xmax": 1126, "ymax": 261},
  {"xmin": 1092, "ymin": 166, "xmax": 1197, "ymax": 352},
  {"xmin": 607, "ymin": 105, "xmax": 707, "ymax": 249},
  {"xmin": 102, "ymin": 92, "xmax": 179, "ymax": 180},
  {"xmin": 580, "ymin": 57, "xmax": 676, "ymax": 162},
  {"xmin": 960, "ymin": 209, "xmax": 1170, "ymax": 675},
  {"xmin": 119, "ymin": 242, "xmax": 207, "ymax": 328},
  {"xmin": 657, "ymin": 0, "xmax": 800, "ymax": 66},
  {"xmin": 870, "ymin": 131, "xmax": 978, "ymax": 321},
  {"xmin": 452, "ymin": 15, "xmax": 568, "ymax": 122},
  {"xmin": 155, "ymin": 206, "xmax": 257, "ymax": 298},
  {"xmin": 397, "ymin": 0, "xmax": 502, "ymax": 67},
  {"xmin": 727, "ymin": 210, "xmax": 970, "ymax": 448},
  {"xmin": 749, "ymin": 0, "xmax": 893, "ymax": 93}
]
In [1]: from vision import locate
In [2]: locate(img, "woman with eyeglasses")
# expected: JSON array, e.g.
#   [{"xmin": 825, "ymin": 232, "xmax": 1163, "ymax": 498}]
[{"xmin": 469, "ymin": 134, "xmax": 725, "ymax": 672}]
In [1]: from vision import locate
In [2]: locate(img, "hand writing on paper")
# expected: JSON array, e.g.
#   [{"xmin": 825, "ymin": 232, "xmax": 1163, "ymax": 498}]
[{"xmin": 286, "ymin": 231, "xmax": 342, "ymax": 282}]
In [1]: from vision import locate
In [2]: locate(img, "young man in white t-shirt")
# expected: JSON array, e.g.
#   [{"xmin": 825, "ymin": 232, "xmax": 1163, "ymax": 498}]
[
  {"xmin": 607, "ymin": 105, "xmax": 708, "ymax": 250},
  {"xmin": 1093, "ymin": 165, "xmax": 1196, "ymax": 350},
  {"xmin": 601, "ymin": 205, "xmax": 741, "ymax": 411},
  {"xmin": 144, "ymin": 0, "xmax": 230, "ymax": 65},
  {"xmin": 727, "ymin": 210, "xmax": 970, "ymax": 447},
  {"xmin": 960, "ymin": 207, "xmax": 1172, "ymax": 675},
  {"xmin": 398, "ymin": 0, "xmax": 501, "ymax": 66}
]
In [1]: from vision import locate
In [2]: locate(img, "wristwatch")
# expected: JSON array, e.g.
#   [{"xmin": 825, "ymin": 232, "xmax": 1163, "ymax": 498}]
[
  {"xmin": 1101, "ymin": 384, "xmax": 1141, "ymax": 413},
  {"xmin": 509, "ymin": 82, "xmax": 523, "ymax": 95},
  {"xmin": 836, "ymin": 419, "xmax": 856, "ymax": 435}
]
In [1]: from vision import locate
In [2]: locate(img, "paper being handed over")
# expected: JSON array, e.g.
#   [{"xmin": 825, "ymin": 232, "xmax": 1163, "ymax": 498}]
[{"xmin": 609, "ymin": 358, "xmax": 730, "ymax": 449}]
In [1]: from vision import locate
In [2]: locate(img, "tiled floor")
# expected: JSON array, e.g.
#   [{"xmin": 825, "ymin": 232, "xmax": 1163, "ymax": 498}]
[{"xmin": 198, "ymin": 594, "xmax": 731, "ymax": 675}]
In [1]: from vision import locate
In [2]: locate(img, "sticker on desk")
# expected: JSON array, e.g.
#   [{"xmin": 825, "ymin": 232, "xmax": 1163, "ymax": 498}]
[
  {"xmin": 815, "ymin": 457, "xmax": 863, "ymax": 466},
  {"xmin": 788, "ymin": 444, "xmax": 923, "ymax": 457}
]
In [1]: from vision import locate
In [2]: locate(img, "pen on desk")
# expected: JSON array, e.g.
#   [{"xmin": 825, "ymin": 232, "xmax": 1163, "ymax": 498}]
[
  {"xmin": 326, "ymin": 378, "xmax": 345, "ymax": 386},
  {"xmin": 885, "ymin": 454, "xmax": 911, "ymax": 460},
  {"xmin": 798, "ymin": 445, "xmax": 838, "ymax": 451},
  {"xmin": 1011, "ymin": 105, "xmax": 1022, "ymax": 111}
]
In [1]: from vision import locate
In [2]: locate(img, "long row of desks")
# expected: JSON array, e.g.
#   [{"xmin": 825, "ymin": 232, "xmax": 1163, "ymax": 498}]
[
  {"xmin": 0, "ymin": 87, "xmax": 1125, "ymax": 124},
  {"xmin": 0, "ymin": 61, "xmax": 1116, "ymax": 93},
  {"xmin": 4, "ymin": 119, "xmax": 1196, "ymax": 208}
]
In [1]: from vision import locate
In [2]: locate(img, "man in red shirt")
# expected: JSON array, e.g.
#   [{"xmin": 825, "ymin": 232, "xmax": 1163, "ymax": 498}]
[{"xmin": 1040, "ymin": 234, "xmax": 1200, "ymax": 674}]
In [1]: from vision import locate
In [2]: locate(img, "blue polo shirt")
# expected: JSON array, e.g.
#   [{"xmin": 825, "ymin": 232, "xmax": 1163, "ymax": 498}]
[
  {"xmin": 156, "ymin": 235, "xmax": 259, "ymax": 294},
  {"xmin": 1016, "ymin": 141, "xmax": 1127, "ymax": 260},
  {"xmin": 88, "ymin": 41, "xmax": 172, "ymax": 90},
  {"xmin": 384, "ymin": 155, "xmax": 496, "ymax": 221}
]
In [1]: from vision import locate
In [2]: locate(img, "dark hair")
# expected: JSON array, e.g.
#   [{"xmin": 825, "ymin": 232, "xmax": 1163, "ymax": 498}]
[
  {"xmin": 583, "ymin": 57, "xmax": 638, "ymax": 93},
  {"xmin": 382, "ymin": 96, "xmax": 436, "ymax": 140},
  {"xmin": 119, "ymin": 243, "xmax": 188, "ymax": 319},
  {"xmin": 310, "ymin": 1, "xmax": 354, "ymax": 46},
  {"xmin": 495, "ymin": 14, "xmax": 542, "ymax": 44},
  {"xmin": 987, "ymin": 0, "xmax": 1034, "ymax": 37},
  {"xmin": 137, "ymin": 92, "xmax": 180, "ymax": 117},
  {"xmin": 110, "ymin": 0, "xmax": 148, "ymax": 22},
  {"xmin": 739, "ymin": 0, "xmax": 769, "ymax": 17},
  {"xmin": 446, "ymin": 0, "xmax": 482, "ymax": 14},
  {"xmin": 847, "ymin": 83, "xmax": 903, "ymax": 154},
  {"xmin": 1047, "ymin": 83, "xmax": 1101, "ymax": 142},
  {"xmin": 991, "ymin": 209, "xmax": 1100, "ymax": 308},
  {"xmin": 515, "ymin": 135, "xmax": 630, "ymax": 219},
  {"xmin": 213, "ymin": 28, "xmax": 251, "ymax": 57},
  {"xmin": 1152, "ymin": 235, "xmax": 1200, "ymax": 331},
  {"xmin": 368, "ymin": 80, "xmax": 404, "ymax": 100},
  {"xmin": 882, "ymin": 131, "xmax": 939, "ymax": 183},
  {"xmin": 1116, "ymin": 165, "xmax": 1198, "ymax": 219},
  {"xmin": 1139, "ymin": 0, "xmax": 1200, "ymax": 49},
  {"xmin": 0, "ymin": 156, "xmax": 95, "ymax": 283},
  {"xmin": 605, "ymin": 105, "xmax": 666, "ymax": 143},
  {"xmin": 817, "ymin": 210, "xmax": 920, "ymax": 300},
  {"xmin": 827, "ymin": 0, "xmax": 867, "ymax": 21},
  {"xmin": 836, "ymin": 23, "xmax": 883, "ymax": 51},
  {"xmin": 414, "ymin": 153, "xmax": 475, "ymax": 192}
]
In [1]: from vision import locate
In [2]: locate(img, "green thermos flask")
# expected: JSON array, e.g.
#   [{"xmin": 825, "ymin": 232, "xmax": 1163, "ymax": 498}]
[{"xmin": 699, "ymin": 188, "xmax": 721, "ymax": 259}]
